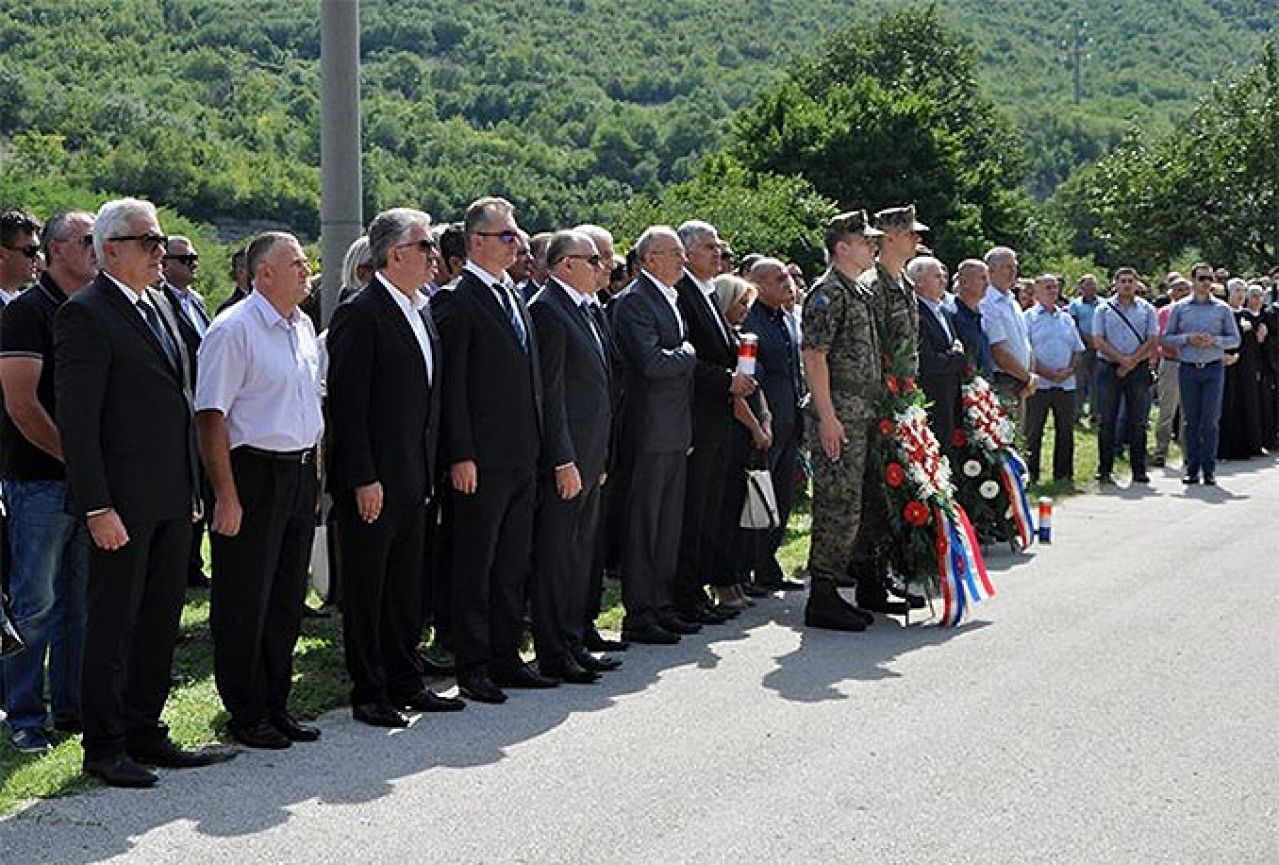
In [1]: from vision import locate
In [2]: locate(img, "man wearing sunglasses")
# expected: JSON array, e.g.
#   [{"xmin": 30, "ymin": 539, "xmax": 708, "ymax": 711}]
[
  {"xmin": 0, "ymin": 211, "xmax": 94, "ymax": 754},
  {"xmin": 161, "ymin": 236, "xmax": 213, "ymax": 589},
  {"xmin": 0, "ymin": 208, "xmax": 42, "ymax": 307},
  {"xmin": 434, "ymin": 197, "xmax": 550, "ymax": 703},
  {"xmin": 55, "ymin": 198, "xmax": 227, "ymax": 787}
]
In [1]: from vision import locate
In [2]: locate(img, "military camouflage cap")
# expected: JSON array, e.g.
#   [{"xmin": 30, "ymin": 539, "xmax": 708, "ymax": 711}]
[
  {"xmin": 826, "ymin": 209, "xmax": 883, "ymax": 238},
  {"xmin": 874, "ymin": 205, "xmax": 930, "ymax": 233}
]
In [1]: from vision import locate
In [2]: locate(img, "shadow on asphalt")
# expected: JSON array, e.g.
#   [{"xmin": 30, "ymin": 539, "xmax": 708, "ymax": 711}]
[{"xmin": 3, "ymin": 607, "xmax": 756, "ymax": 860}]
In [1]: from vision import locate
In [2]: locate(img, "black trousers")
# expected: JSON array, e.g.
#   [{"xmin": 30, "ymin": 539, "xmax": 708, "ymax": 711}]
[
  {"xmin": 187, "ymin": 477, "xmax": 212, "ymax": 585},
  {"xmin": 423, "ymin": 491, "xmax": 452, "ymax": 647},
  {"xmin": 1024, "ymin": 388, "xmax": 1077, "ymax": 482},
  {"xmin": 210, "ymin": 449, "xmax": 316, "ymax": 726},
  {"xmin": 620, "ymin": 451, "xmax": 686, "ymax": 631},
  {"xmin": 81, "ymin": 515, "xmax": 190, "ymax": 761},
  {"xmin": 674, "ymin": 426, "xmax": 730, "ymax": 611},
  {"xmin": 532, "ymin": 474, "xmax": 601, "ymax": 666},
  {"xmin": 451, "ymin": 466, "xmax": 536, "ymax": 676},
  {"xmin": 337, "ymin": 493, "xmax": 429, "ymax": 706}
]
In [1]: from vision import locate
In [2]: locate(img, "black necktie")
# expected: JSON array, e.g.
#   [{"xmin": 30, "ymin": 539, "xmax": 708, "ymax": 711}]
[
  {"xmin": 140, "ymin": 300, "xmax": 181, "ymax": 371},
  {"xmin": 496, "ymin": 284, "xmax": 528, "ymax": 353},
  {"xmin": 579, "ymin": 301, "xmax": 606, "ymax": 359}
]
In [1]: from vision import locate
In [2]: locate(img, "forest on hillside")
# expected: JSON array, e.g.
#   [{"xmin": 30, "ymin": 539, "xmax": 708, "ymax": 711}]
[{"xmin": 0, "ymin": 0, "xmax": 1275, "ymax": 292}]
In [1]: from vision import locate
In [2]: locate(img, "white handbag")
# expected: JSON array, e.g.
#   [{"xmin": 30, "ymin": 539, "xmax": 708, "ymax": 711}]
[{"xmin": 739, "ymin": 468, "xmax": 781, "ymax": 530}]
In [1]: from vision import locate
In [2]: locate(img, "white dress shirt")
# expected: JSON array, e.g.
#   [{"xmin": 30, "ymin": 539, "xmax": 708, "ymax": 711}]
[
  {"xmin": 687, "ymin": 270, "xmax": 730, "ymax": 345},
  {"xmin": 641, "ymin": 268, "xmax": 685, "ymax": 338},
  {"xmin": 195, "ymin": 290, "xmax": 324, "ymax": 451}
]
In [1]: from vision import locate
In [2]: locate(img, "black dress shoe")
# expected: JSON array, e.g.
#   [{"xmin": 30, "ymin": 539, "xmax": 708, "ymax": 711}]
[
  {"xmin": 583, "ymin": 631, "xmax": 628, "ymax": 652},
  {"xmin": 1132, "ymin": 473, "xmax": 1151, "ymax": 483},
  {"xmin": 1096, "ymin": 472, "xmax": 1115, "ymax": 485},
  {"xmin": 540, "ymin": 656, "xmax": 600, "ymax": 685},
  {"xmin": 571, "ymin": 646, "xmax": 621, "ymax": 671},
  {"xmin": 457, "ymin": 674, "xmax": 508, "ymax": 704},
  {"xmin": 1182, "ymin": 473, "xmax": 1200, "ymax": 484},
  {"xmin": 857, "ymin": 595, "xmax": 910, "ymax": 616},
  {"xmin": 1203, "ymin": 474, "xmax": 1217, "ymax": 486},
  {"xmin": 492, "ymin": 663, "xmax": 559, "ymax": 689},
  {"xmin": 621, "ymin": 624, "xmax": 680, "ymax": 645},
  {"xmin": 396, "ymin": 689, "xmax": 466, "ymax": 713},
  {"xmin": 84, "ymin": 755, "xmax": 158, "ymax": 788},
  {"xmin": 230, "ymin": 719, "xmax": 292, "ymax": 749},
  {"xmin": 742, "ymin": 583, "xmax": 771, "ymax": 598},
  {"xmin": 658, "ymin": 614, "xmax": 701, "ymax": 635},
  {"xmin": 886, "ymin": 585, "xmax": 927, "ymax": 610},
  {"xmin": 129, "ymin": 738, "xmax": 237, "ymax": 768},
  {"xmin": 679, "ymin": 605, "xmax": 726, "ymax": 625},
  {"xmin": 271, "ymin": 713, "xmax": 322, "ymax": 742},
  {"xmin": 352, "ymin": 702, "xmax": 409, "ymax": 728}
]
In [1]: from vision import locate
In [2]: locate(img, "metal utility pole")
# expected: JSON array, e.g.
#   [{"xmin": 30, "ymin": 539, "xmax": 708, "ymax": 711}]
[
  {"xmin": 320, "ymin": 0, "xmax": 362, "ymax": 327},
  {"xmin": 1070, "ymin": 12, "xmax": 1086, "ymax": 106}
]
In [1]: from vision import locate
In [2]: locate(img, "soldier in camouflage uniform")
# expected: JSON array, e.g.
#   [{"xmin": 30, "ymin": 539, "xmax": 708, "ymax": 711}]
[
  {"xmin": 845, "ymin": 205, "xmax": 931, "ymax": 615},
  {"xmin": 801, "ymin": 210, "xmax": 884, "ymax": 632}
]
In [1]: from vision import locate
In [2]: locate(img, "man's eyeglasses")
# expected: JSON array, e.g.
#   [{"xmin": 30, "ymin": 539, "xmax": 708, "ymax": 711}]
[
  {"xmin": 163, "ymin": 254, "xmax": 199, "ymax": 267},
  {"xmin": 561, "ymin": 253, "xmax": 603, "ymax": 267},
  {"xmin": 79, "ymin": 234, "xmax": 94, "ymax": 248},
  {"xmin": 109, "ymin": 234, "xmax": 168, "ymax": 253},
  {"xmin": 1195, "ymin": 274, "xmax": 1214, "ymax": 282},
  {"xmin": 472, "ymin": 229, "xmax": 520, "ymax": 244},
  {"xmin": 2, "ymin": 243, "xmax": 40, "ymax": 259},
  {"xmin": 396, "ymin": 238, "xmax": 438, "ymax": 253}
]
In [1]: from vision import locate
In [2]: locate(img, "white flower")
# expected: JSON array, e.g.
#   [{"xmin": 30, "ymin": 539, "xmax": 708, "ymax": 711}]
[
  {"xmin": 980, "ymin": 480, "xmax": 999, "ymax": 499},
  {"xmin": 963, "ymin": 460, "xmax": 982, "ymax": 477}
]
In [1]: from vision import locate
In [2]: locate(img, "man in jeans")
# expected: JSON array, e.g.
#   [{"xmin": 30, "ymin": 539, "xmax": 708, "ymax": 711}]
[
  {"xmin": 0, "ymin": 211, "xmax": 94, "ymax": 752},
  {"xmin": 1067, "ymin": 274, "xmax": 1101, "ymax": 423},
  {"xmin": 1161, "ymin": 264, "xmax": 1240, "ymax": 485},
  {"xmin": 1153, "ymin": 276, "xmax": 1192, "ymax": 467},
  {"xmin": 1092, "ymin": 267, "xmax": 1160, "ymax": 485}
]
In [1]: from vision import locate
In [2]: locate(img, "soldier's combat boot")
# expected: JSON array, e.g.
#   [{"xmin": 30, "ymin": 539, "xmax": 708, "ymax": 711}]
[{"xmin": 804, "ymin": 577, "xmax": 867, "ymax": 632}]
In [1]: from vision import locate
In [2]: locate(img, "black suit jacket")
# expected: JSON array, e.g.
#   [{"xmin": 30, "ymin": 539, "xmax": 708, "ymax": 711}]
[
  {"xmin": 610, "ymin": 273, "xmax": 696, "ymax": 455},
  {"xmin": 675, "ymin": 273, "xmax": 736, "ymax": 438},
  {"xmin": 433, "ymin": 268, "xmax": 542, "ymax": 471},
  {"xmin": 162, "ymin": 281, "xmax": 210, "ymax": 376},
  {"xmin": 216, "ymin": 285, "xmax": 248, "ymax": 317},
  {"xmin": 917, "ymin": 296, "xmax": 966, "ymax": 438},
  {"xmin": 54, "ymin": 272, "xmax": 198, "ymax": 523},
  {"xmin": 744, "ymin": 302, "xmax": 803, "ymax": 437},
  {"xmin": 326, "ymin": 275, "xmax": 441, "ymax": 507},
  {"xmin": 529, "ymin": 279, "xmax": 612, "ymax": 480}
]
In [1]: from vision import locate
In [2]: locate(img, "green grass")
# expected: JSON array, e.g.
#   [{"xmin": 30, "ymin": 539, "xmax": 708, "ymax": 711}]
[{"xmin": 0, "ymin": 411, "xmax": 1170, "ymax": 813}]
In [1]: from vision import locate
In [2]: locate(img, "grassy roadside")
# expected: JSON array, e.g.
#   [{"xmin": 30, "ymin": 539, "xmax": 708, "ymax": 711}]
[{"xmin": 0, "ymin": 415, "xmax": 1159, "ymax": 813}]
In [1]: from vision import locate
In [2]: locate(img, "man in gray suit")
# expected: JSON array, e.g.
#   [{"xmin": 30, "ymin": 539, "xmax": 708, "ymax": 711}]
[{"xmin": 609, "ymin": 227, "xmax": 697, "ymax": 645}]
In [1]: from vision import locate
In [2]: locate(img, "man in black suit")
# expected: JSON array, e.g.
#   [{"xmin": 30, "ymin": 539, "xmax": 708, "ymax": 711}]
[
  {"xmin": 55, "ymin": 198, "xmax": 229, "ymax": 788},
  {"xmin": 743, "ymin": 258, "xmax": 807, "ymax": 589},
  {"xmin": 160, "ymin": 235, "xmax": 214, "ymax": 589},
  {"xmin": 434, "ymin": 197, "xmax": 551, "ymax": 703},
  {"xmin": 909, "ymin": 255, "xmax": 966, "ymax": 447},
  {"xmin": 528, "ymin": 230, "xmax": 620, "ymax": 684},
  {"xmin": 327, "ymin": 208, "xmax": 465, "ymax": 727},
  {"xmin": 672, "ymin": 220, "xmax": 757, "ymax": 626},
  {"xmin": 610, "ymin": 226, "xmax": 698, "ymax": 645}
]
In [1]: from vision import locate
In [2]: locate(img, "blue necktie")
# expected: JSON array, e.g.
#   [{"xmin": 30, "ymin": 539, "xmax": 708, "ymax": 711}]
[
  {"xmin": 140, "ymin": 300, "xmax": 181, "ymax": 370},
  {"xmin": 497, "ymin": 284, "xmax": 528, "ymax": 353}
]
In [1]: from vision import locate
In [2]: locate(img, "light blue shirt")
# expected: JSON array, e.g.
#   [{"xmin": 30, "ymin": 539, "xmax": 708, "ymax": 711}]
[
  {"xmin": 1067, "ymin": 296, "xmax": 1100, "ymax": 345},
  {"xmin": 1093, "ymin": 296, "xmax": 1158, "ymax": 357},
  {"xmin": 1026, "ymin": 303, "xmax": 1085, "ymax": 390},
  {"xmin": 1161, "ymin": 295, "xmax": 1241, "ymax": 364},
  {"xmin": 979, "ymin": 285, "xmax": 1032, "ymax": 374}
]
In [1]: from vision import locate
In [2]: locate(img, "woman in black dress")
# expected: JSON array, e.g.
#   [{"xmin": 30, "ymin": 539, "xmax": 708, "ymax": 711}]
[{"xmin": 1218, "ymin": 281, "xmax": 1265, "ymax": 459}]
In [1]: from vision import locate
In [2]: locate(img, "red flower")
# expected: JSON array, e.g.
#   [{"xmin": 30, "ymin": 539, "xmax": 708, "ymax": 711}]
[
  {"xmin": 902, "ymin": 501, "xmax": 929, "ymax": 527},
  {"xmin": 951, "ymin": 429, "xmax": 968, "ymax": 448},
  {"xmin": 885, "ymin": 463, "xmax": 906, "ymax": 488},
  {"xmin": 903, "ymin": 377, "xmax": 917, "ymax": 392},
  {"xmin": 879, "ymin": 419, "xmax": 894, "ymax": 438},
  {"xmin": 885, "ymin": 376, "xmax": 900, "ymax": 395}
]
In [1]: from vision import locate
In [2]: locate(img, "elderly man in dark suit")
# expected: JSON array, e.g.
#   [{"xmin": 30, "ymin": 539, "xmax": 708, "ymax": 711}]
[
  {"xmin": 55, "ymin": 198, "xmax": 229, "ymax": 788},
  {"xmin": 909, "ymin": 255, "xmax": 966, "ymax": 447},
  {"xmin": 328, "ymin": 208, "xmax": 465, "ymax": 727},
  {"xmin": 610, "ymin": 226, "xmax": 698, "ymax": 645},
  {"xmin": 672, "ymin": 220, "xmax": 756, "ymax": 627},
  {"xmin": 743, "ymin": 257, "xmax": 806, "ymax": 590},
  {"xmin": 528, "ymin": 230, "xmax": 620, "ymax": 683},
  {"xmin": 434, "ymin": 197, "xmax": 550, "ymax": 704}
]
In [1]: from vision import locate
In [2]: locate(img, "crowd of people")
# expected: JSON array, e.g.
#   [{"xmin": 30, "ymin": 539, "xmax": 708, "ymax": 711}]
[{"xmin": 0, "ymin": 196, "xmax": 1272, "ymax": 792}]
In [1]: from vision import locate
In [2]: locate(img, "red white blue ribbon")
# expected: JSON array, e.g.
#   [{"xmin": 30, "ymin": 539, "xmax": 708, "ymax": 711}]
[
  {"xmin": 934, "ymin": 505, "xmax": 996, "ymax": 627},
  {"xmin": 997, "ymin": 451, "xmax": 1036, "ymax": 550}
]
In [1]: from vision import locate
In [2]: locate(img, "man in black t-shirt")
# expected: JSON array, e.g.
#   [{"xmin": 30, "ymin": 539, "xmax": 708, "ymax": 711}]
[{"xmin": 0, "ymin": 210, "xmax": 94, "ymax": 753}]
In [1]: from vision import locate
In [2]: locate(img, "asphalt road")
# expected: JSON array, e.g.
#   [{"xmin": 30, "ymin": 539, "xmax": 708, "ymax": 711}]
[{"xmin": 3, "ymin": 458, "xmax": 1277, "ymax": 864}]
